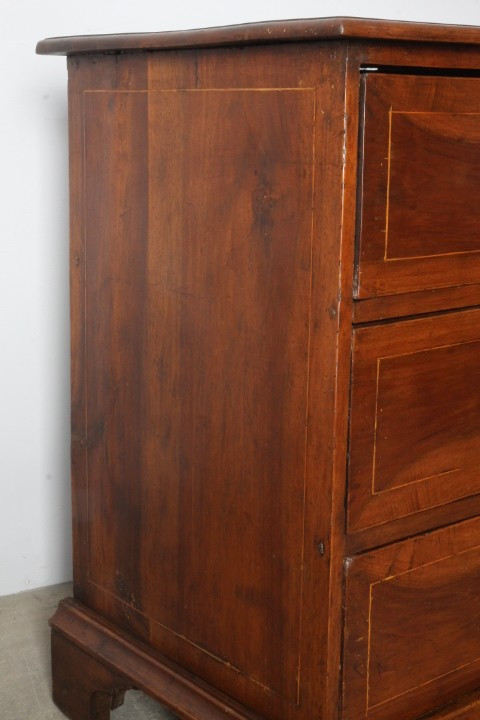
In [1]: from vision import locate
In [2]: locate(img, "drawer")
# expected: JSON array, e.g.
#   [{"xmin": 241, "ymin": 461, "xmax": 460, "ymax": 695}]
[
  {"xmin": 342, "ymin": 516, "xmax": 480, "ymax": 720},
  {"xmin": 356, "ymin": 71, "xmax": 480, "ymax": 298},
  {"xmin": 347, "ymin": 308, "xmax": 480, "ymax": 537}
]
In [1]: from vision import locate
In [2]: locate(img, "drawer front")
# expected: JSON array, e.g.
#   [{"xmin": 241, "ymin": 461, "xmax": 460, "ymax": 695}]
[
  {"xmin": 357, "ymin": 72, "xmax": 480, "ymax": 298},
  {"xmin": 348, "ymin": 308, "xmax": 480, "ymax": 536},
  {"xmin": 343, "ymin": 516, "xmax": 480, "ymax": 720}
]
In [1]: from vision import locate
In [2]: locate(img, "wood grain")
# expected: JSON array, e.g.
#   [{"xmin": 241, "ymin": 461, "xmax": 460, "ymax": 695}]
[
  {"xmin": 146, "ymin": 86, "xmax": 313, "ymax": 696},
  {"xmin": 346, "ymin": 493, "xmax": 480, "ymax": 554},
  {"xmin": 51, "ymin": 630, "xmax": 130, "ymax": 720},
  {"xmin": 343, "ymin": 516, "xmax": 480, "ymax": 720},
  {"xmin": 36, "ymin": 16, "xmax": 480, "ymax": 55},
  {"xmin": 353, "ymin": 284, "xmax": 480, "ymax": 324},
  {"xmin": 51, "ymin": 599, "xmax": 261, "ymax": 720},
  {"xmin": 426, "ymin": 689, "xmax": 480, "ymax": 719},
  {"xmin": 84, "ymin": 89, "xmax": 149, "ymax": 610},
  {"xmin": 67, "ymin": 52, "xmax": 149, "ymax": 614},
  {"xmin": 357, "ymin": 73, "xmax": 480, "ymax": 298},
  {"xmin": 83, "ymin": 84, "xmax": 314, "ymax": 707},
  {"xmin": 64, "ymin": 43, "xmax": 353, "ymax": 720},
  {"xmin": 348, "ymin": 308, "xmax": 480, "ymax": 537}
]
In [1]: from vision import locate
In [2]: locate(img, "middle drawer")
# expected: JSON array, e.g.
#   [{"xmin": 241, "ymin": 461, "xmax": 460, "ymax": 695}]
[{"xmin": 347, "ymin": 307, "xmax": 480, "ymax": 543}]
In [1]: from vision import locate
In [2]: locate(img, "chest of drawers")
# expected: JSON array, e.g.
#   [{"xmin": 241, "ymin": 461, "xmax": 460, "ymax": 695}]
[{"xmin": 37, "ymin": 17, "xmax": 480, "ymax": 720}]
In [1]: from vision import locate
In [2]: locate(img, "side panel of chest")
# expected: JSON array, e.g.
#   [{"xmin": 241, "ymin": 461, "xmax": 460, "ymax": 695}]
[
  {"xmin": 83, "ymin": 84, "xmax": 313, "ymax": 697},
  {"xmin": 67, "ymin": 45, "xmax": 351, "ymax": 720}
]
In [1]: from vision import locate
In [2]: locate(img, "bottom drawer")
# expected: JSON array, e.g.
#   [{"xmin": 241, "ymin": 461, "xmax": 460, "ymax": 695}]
[{"xmin": 342, "ymin": 516, "xmax": 480, "ymax": 720}]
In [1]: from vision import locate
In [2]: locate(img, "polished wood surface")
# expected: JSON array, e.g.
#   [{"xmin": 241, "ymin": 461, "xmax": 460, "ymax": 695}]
[
  {"xmin": 353, "ymin": 284, "xmax": 480, "ymax": 324},
  {"xmin": 432, "ymin": 689, "xmax": 480, "ymax": 719},
  {"xmin": 50, "ymin": 599, "xmax": 260, "ymax": 720},
  {"xmin": 51, "ymin": 630, "xmax": 130, "ymax": 720},
  {"xmin": 346, "ymin": 494, "xmax": 480, "ymax": 554},
  {"xmin": 64, "ymin": 43, "xmax": 352, "ymax": 720},
  {"xmin": 348, "ymin": 309, "xmax": 480, "ymax": 537},
  {"xmin": 343, "ymin": 517, "xmax": 480, "ymax": 720},
  {"xmin": 357, "ymin": 73, "xmax": 480, "ymax": 297},
  {"xmin": 36, "ymin": 16, "xmax": 480, "ymax": 55},
  {"xmin": 38, "ymin": 18, "xmax": 480, "ymax": 720},
  {"xmin": 84, "ymin": 83, "xmax": 313, "ymax": 700}
]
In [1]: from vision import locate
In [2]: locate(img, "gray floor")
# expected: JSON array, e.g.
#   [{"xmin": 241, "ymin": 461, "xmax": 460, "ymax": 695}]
[{"xmin": 0, "ymin": 583, "xmax": 178, "ymax": 719}]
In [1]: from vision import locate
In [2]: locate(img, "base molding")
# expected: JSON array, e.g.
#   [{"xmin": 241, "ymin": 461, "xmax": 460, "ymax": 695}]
[
  {"xmin": 50, "ymin": 598, "xmax": 480, "ymax": 720},
  {"xmin": 50, "ymin": 598, "xmax": 259, "ymax": 720},
  {"xmin": 424, "ymin": 690, "xmax": 480, "ymax": 720},
  {"xmin": 51, "ymin": 630, "xmax": 130, "ymax": 720}
]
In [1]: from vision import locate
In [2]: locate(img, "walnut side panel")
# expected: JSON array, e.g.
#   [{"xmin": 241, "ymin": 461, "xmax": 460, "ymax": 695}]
[
  {"xmin": 142, "ymin": 87, "xmax": 314, "ymax": 698},
  {"xmin": 83, "ymin": 89, "xmax": 149, "ymax": 610},
  {"xmin": 68, "ymin": 52, "xmax": 149, "ymax": 610},
  {"xmin": 66, "ymin": 44, "xmax": 352, "ymax": 720}
]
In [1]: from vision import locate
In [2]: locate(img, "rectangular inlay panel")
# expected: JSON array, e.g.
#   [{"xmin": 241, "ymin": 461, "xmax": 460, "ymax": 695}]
[
  {"xmin": 83, "ymin": 87, "xmax": 315, "ymax": 702},
  {"xmin": 348, "ymin": 308, "xmax": 480, "ymax": 536},
  {"xmin": 357, "ymin": 73, "xmax": 480, "ymax": 297},
  {"xmin": 372, "ymin": 340, "xmax": 480, "ymax": 494},
  {"xmin": 386, "ymin": 111, "xmax": 480, "ymax": 260},
  {"xmin": 343, "ymin": 516, "xmax": 480, "ymax": 720}
]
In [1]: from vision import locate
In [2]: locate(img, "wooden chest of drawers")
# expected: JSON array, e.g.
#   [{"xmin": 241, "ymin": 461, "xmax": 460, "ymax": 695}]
[{"xmin": 37, "ymin": 17, "xmax": 480, "ymax": 720}]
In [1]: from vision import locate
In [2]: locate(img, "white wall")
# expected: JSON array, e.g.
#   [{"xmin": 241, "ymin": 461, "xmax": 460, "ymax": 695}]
[{"xmin": 1, "ymin": 0, "xmax": 479, "ymax": 597}]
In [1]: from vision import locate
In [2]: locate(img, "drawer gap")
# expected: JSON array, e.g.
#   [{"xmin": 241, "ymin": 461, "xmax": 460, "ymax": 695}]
[{"xmin": 360, "ymin": 64, "xmax": 480, "ymax": 77}]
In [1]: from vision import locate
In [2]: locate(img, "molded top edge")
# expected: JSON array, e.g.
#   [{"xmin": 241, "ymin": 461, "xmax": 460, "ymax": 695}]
[{"xmin": 36, "ymin": 16, "xmax": 480, "ymax": 55}]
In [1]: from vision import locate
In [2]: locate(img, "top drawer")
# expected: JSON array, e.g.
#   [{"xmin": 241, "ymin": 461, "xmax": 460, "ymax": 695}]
[{"xmin": 356, "ymin": 72, "xmax": 480, "ymax": 298}]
